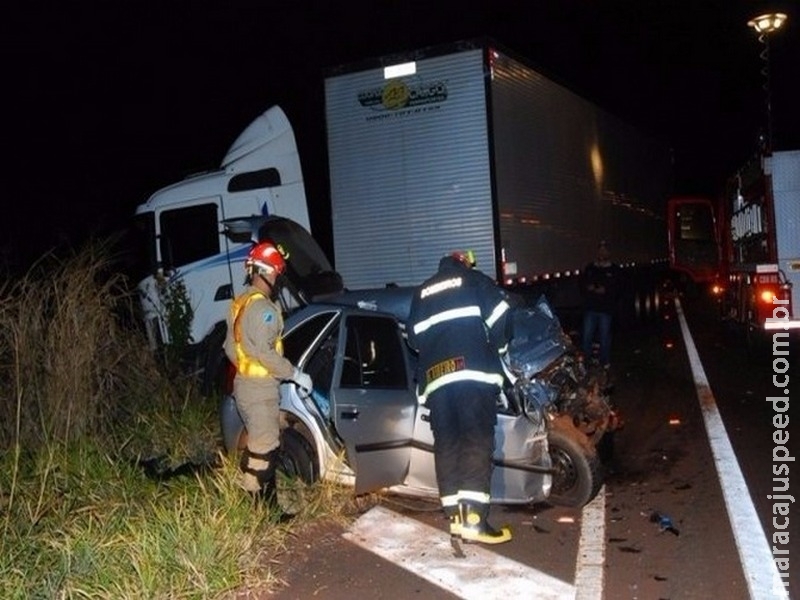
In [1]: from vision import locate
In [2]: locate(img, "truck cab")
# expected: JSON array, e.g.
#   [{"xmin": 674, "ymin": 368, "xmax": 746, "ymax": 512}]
[
  {"xmin": 132, "ymin": 106, "xmax": 334, "ymax": 391},
  {"xmin": 666, "ymin": 196, "xmax": 722, "ymax": 288},
  {"xmin": 716, "ymin": 150, "xmax": 800, "ymax": 338},
  {"xmin": 666, "ymin": 152, "xmax": 800, "ymax": 339}
]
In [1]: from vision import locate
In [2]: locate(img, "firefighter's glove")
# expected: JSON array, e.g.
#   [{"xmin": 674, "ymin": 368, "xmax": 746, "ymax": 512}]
[{"xmin": 292, "ymin": 368, "xmax": 313, "ymax": 395}]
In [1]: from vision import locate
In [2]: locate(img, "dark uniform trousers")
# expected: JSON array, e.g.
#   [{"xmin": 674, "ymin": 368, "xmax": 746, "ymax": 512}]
[{"xmin": 427, "ymin": 380, "xmax": 498, "ymax": 500}]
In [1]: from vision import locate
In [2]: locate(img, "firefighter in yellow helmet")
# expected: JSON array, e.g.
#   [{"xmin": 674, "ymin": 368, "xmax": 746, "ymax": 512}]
[
  {"xmin": 406, "ymin": 249, "xmax": 513, "ymax": 544},
  {"xmin": 224, "ymin": 241, "xmax": 313, "ymax": 496}
]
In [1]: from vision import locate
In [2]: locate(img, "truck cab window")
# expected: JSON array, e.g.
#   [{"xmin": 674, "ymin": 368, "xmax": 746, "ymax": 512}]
[
  {"xmin": 676, "ymin": 203, "xmax": 715, "ymax": 242},
  {"xmin": 158, "ymin": 204, "xmax": 220, "ymax": 270},
  {"xmin": 127, "ymin": 212, "xmax": 156, "ymax": 282}
]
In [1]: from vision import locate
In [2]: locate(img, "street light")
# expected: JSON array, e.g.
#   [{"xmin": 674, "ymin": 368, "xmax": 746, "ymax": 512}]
[
  {"xmin": 747, "ymin": 12, "xmax": 788, "ymax": 153},
  {"xmin": 747, "ymin": 12, "xmax": 788, "ymax": 33}
]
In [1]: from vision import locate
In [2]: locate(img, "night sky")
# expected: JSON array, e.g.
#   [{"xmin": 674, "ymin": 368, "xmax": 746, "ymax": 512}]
[{"xmin": 6, "ymin": 1, "xmax": 799, "ymax": 270}]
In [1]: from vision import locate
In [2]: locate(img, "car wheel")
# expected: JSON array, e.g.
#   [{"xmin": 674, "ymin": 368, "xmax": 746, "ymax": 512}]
[
  {"xmin": 219, "ymin": 393, "xmax": 247, "ymax": 454},
  {"xmin": 274, "ymin": 429, "xmax": 319, "ymax": 516},
  {"xmin": 547, "ymin": 427, "xmax": 602, "ymax": 508}
]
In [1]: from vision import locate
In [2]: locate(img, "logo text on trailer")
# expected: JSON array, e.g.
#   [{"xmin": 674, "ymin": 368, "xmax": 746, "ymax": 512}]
[{"xmin": 358, "ymin": 78, "xmax": 448, "ymax": 111}]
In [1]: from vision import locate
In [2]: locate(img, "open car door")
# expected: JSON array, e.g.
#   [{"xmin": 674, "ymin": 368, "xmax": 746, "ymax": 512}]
[{"xmin": 331, "ymin": 312, "xmax": 417, "ymax": 495}]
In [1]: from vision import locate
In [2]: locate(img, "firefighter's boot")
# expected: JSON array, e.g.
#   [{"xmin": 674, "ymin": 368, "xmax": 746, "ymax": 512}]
[
  {"xmin": 241, "ymin": 448, "xmax": 278, "ymax": 501},
  {"xmin": 443, "ymin": 505, "xmax": 462, "ymax": 537},
  {"xmin": 458, "ymin": 500, "xmax": 512, "ymax": 544}
]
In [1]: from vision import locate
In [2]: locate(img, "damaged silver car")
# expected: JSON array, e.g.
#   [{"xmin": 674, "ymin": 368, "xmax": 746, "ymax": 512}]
[{"xmin": 220, "ymin": 285, "xmax": 618, "ymax": 513}]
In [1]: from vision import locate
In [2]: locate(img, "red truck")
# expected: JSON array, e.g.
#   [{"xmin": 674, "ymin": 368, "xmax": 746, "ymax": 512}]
[
  {"xmin": 668, "ymin": 150, "xmax": 800, "ymax": 339},
  {"xmin": 667, "ymin": 195, "xmax": 721, "ymax": 288}
]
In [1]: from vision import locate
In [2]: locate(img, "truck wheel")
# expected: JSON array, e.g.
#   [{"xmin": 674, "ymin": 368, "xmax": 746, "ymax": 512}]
[
  {"xmin": 202, "ymin": 324, "xmax": 229, "ymax": 397},
  {"xmin": 547, "ymin": 428, "xmax": 602, "ymax": 508},
  {"xmin": 274, "ymin": 429, "xmax": 319, "ymax": 516},
  {"xmin": 745, "ymin": 324, "xmax": 769, "ymax": 359}
]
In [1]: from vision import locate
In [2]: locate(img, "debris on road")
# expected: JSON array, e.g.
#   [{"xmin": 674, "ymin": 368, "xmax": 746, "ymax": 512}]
[{"xmin": 649, "ymin": 511, "xmax": 680, "ymax": 536}]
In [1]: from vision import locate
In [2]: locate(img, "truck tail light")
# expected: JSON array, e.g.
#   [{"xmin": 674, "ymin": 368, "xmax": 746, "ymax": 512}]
[{"xmin": 760, "ymin": 289, "xmax": 777, "ymax": 304}]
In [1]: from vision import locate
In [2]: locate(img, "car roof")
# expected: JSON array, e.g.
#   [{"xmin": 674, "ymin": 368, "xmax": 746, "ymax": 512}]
[
  {"xmin": 329, "ymin": 286, "xmax": 416, "ymax": 321},
  {"xmin": 284, "ymin": 286, "xmax": 416, "ymax": 329}
]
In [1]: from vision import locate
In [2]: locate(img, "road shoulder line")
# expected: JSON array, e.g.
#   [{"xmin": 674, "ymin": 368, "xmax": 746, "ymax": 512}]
[
  {"xmin": 675, "ymin": 298, "xmax": 788, "ymax": 600},
  {"xmin": 575, "ymin": 485, "xmax": 606, "ymax": 600}
]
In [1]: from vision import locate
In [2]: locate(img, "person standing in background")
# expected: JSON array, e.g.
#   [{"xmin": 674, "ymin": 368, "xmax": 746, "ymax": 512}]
[{"xmin": 581, "ymin": 240, "xmax": 621, "ymax": 373}]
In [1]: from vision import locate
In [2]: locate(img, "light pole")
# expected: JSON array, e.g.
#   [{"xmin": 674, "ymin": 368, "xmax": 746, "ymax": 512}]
[{"xmin": 747, "ymin": 12, "xmax": 788, "ymax": 153}]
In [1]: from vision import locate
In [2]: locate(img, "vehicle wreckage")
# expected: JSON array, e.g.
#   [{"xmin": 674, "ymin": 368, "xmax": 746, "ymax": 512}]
[{"xmin": 220, "ymin": 285, "xmax": 619, "ymax": 513}]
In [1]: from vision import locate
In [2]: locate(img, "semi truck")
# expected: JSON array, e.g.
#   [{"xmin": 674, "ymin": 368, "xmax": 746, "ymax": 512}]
[
  {"xmin": 131, "ymin": 106, "xmax": 339, "ymax": 392},
  {"xmin": 720, "ymin": 150, "xmax": 800, "ymax": 337},
  {"xmin": 666, "ymin": 195, "xmax": 722, "ymax": 287},
  {"xmin": 324, "ymin": 39, "xmax": 673, "ymax": 322},
  {"xmin": 667, "ymin": 150, "xmax": 800, "ymax": 341},
  {"xmin": 133, "ymin": 39, "xmax": 675, "ymax": 391}
]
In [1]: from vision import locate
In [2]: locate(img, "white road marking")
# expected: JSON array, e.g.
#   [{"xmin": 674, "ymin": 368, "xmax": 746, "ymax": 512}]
[
  {"xmin": 344, "ymin": 495, "xmax": 607, "ymax": 600},
  {"xmin": 574, "ymin": 486, "xmax": 606, "ymax": 600},
  {"xmin": 675, "ymin": 298, "xmax": 789, "ymax": 600},
  {"xmin": 343, "ymin": 505, "xmax": 576, "ymax": 599},
  {"xmin": 338, "ymin": 301, "xmax": 783, "ymax": 598}
]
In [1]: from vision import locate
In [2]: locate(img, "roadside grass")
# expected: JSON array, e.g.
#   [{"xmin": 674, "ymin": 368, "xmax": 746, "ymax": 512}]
[
  {"xmin": 0, "ymin": 444, "xmax": 286, "ymax": 599},
  {"xmin": 0, "ymin": 241, "xmax": 356, "ymax": 598}
]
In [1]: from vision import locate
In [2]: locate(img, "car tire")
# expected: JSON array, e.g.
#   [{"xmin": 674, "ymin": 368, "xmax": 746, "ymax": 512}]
[
  {"xmin": 274, "ymin": 429, "xmax": 319, "ymax": 516},
  {"xmin": 547, "ymin": 427, "xmax": 602, "ymax": 508},
  {"xmin": 219, "ymin": 393, "xmax": 246, "ymax": 454}
]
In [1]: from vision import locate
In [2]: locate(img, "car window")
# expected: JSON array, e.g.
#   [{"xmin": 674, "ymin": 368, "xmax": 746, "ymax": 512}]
[
  {"xmin": 341, "ymin": 315, "xmax": 407, "ymax": 389},
  {"xmin": 283, "ymin": 311, "xmax": 338, "ymax": 364},
  {"xmin": 304, "ymin": 324, "xmax": 339, "ymax": 393}
]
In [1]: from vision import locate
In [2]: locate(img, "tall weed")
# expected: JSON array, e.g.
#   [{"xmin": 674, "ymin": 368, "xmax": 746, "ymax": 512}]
[
  {"xmin": 0, "ymin": 241, "xmax": 157, "ymax": 450},
  {"xmin": 0, "ymin": 240, "xmax": 360, "ymax": 597}
]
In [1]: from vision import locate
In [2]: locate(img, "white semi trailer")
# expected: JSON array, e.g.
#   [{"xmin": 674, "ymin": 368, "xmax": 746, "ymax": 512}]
[{"xmin": 324, "ymin": 39, "xmax": 673, "ymax": 319}]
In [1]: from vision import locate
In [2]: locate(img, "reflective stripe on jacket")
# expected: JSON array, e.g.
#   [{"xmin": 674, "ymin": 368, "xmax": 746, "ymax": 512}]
[
  {"xmin": 406, "ymin": 256, "xmax": 512, "ymax": 401},
  {"xmin": 230, "ymin": 290, "xmax": 284, "ymax": 377}
]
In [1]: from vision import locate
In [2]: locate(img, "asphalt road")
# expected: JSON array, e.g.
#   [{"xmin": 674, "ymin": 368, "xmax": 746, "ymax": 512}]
[{"xmin": 264, "ymin": 290, "xmax": 798, "ymax": 599}]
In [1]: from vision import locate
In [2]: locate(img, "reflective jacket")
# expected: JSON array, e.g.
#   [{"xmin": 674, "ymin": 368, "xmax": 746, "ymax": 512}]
[
  {"xmin": 224, "ymin": 286, "xmax": 294, "ymax": 380},
  {"xmin": 406, "ymin": 256, "xmax": 512, "ymax": 401}
]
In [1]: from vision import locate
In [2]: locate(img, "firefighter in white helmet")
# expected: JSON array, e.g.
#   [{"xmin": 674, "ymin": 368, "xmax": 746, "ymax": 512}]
[{"xmin": 224, "ymin": 241, "xmax": 313, "ymax": 496}]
